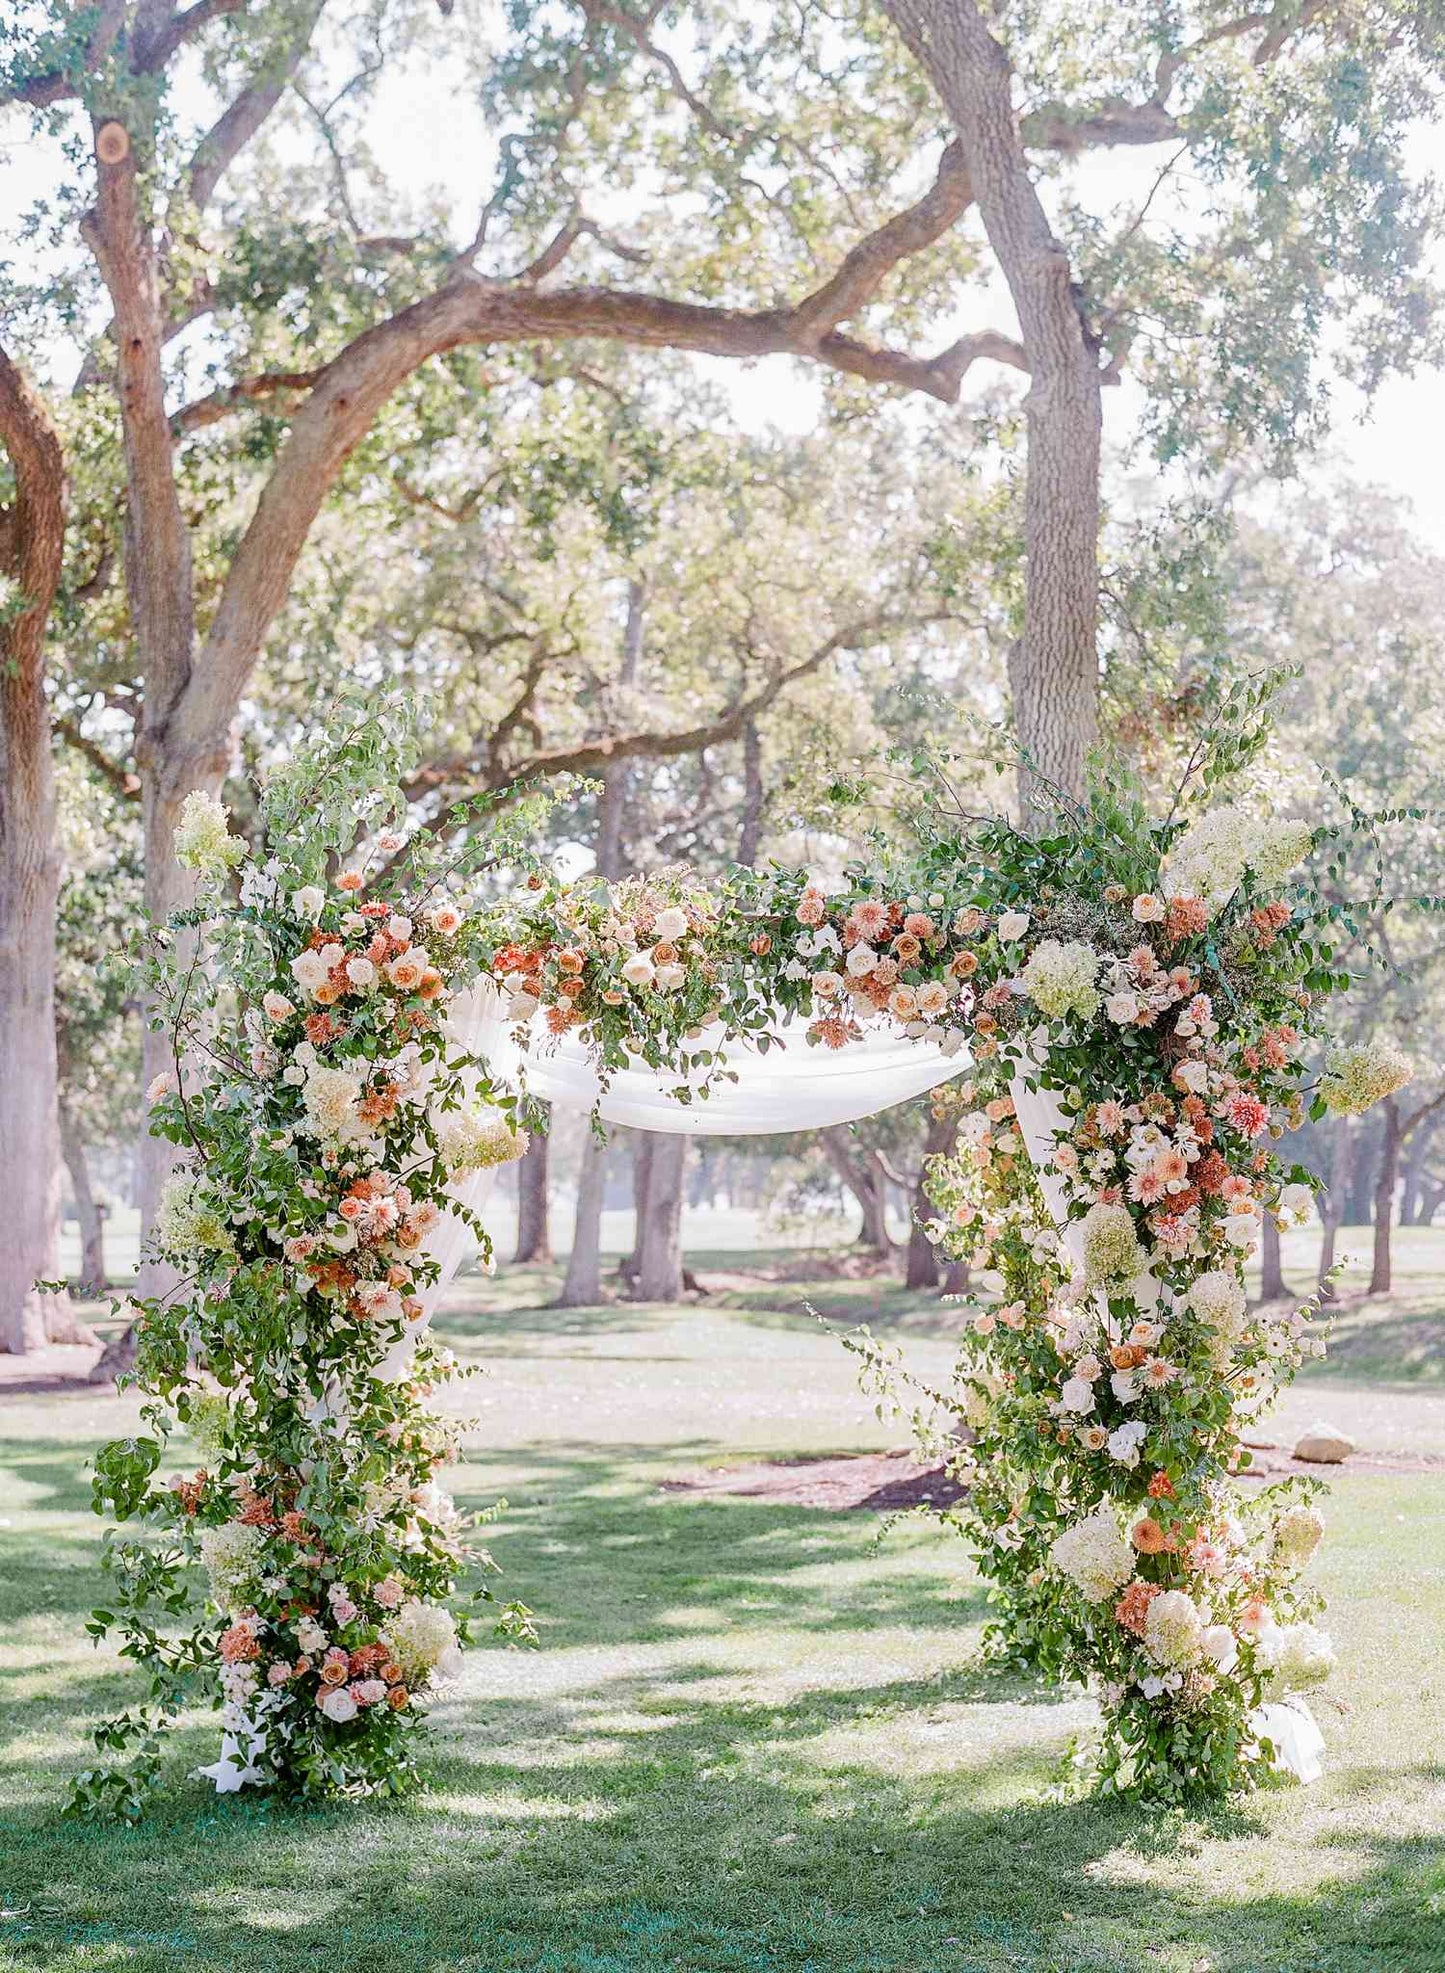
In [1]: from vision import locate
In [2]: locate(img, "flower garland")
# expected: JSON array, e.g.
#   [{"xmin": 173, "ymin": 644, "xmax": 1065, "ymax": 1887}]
[
  {"xmin": 72, "ymin": 720, "xmax": 533, "ymax": 1819},
  {"xmin": 76, "ymin": 704, "xmax": 1413, "ymax": 1813}
]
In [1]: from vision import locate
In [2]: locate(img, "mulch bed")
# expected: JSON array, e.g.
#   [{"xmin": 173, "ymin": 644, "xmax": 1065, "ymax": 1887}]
[{"xmin": 662, "ymin": 1439, "xmax": 1444, "ymax": 1512}]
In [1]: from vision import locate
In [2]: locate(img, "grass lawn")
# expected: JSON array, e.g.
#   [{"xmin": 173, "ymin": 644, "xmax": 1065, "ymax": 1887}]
[{"xmin": 1, "ymin": 1264, "xmax": 1442, "ymax": 1972}]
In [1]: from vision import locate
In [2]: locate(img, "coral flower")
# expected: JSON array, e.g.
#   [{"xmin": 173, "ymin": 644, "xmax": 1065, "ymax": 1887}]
[{"xmin": 1130, "ymin": 1517, "xmax": 1168, "ymax": 1555}]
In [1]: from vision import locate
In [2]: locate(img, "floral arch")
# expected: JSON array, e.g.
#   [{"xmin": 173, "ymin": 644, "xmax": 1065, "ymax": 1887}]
[{"xmin": 72, "ymin": 704, "xmax": 1412, "ymax": 1817}]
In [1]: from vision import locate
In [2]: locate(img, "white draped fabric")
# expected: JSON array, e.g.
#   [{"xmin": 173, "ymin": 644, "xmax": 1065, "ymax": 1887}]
[{"xmin": 409, "ymin": 982, "xmax": 968, "ymax": 1321}]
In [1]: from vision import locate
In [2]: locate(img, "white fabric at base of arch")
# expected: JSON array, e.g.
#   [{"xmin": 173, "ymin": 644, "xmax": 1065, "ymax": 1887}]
[{"xmin": 445, "ymin": 979, "xmax": 969, "ymax": 1138}]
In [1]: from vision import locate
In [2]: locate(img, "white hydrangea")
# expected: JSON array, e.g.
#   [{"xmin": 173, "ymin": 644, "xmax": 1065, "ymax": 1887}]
[
  {"xmin": 1321, "ymin": 1039, "xmax": 1412, "ymax": 1117},
  {"xmin": 1143, "ymin": 1589, "xmax": 1205, "ymax": 1669},
  {"xmin": 200, "ymin": 1521, "xmax": 266, "ymax": 1614},
  {"xmin": 300, "ymin": 1064, "xmax": 365, "ymax": 1144},
  {"xmin": 1080, "ymin": 1202, "xmax": 1144, "ymax": 1284},
  {"xmin": 1272, "ymin": 1503, "xmax": 1326, "ymax": 1572},
  {"xmin": 1164, "ymin": 806, "xmax": 1313, "ymax": 917},
  {"xmin": 174, "ymin": 791, "xmax": 245, "ymax": 879},
  {"xmin": 435, "ymin": 1108, "xmax": 528, "ymax": 1174},
  {"xmin": 1020, "ymin": 939, "xmax": 1101, "ymax": 1023},
  {"xmin": 1255, "ymin": 1620, "xmax": 1336, "ymax": 1690},
  {"xmin": 385, "ymin": 1598, "xmax": 463, "ymax": 1684},
  {"xmin": 1188, "ymin": 1268, "xmax": 1248, "ymax": 1337},
  {"xmin": 184, "ymin": 1389, "xmax": 232, "ymax": 1463},
  {"xmin": 155, "ymin": 1169, "xmax": 235, "ymax": 1261},
  {"xmin": 1049, "ymin": 1506, "xmax": 1135, "ymax": 1602}
]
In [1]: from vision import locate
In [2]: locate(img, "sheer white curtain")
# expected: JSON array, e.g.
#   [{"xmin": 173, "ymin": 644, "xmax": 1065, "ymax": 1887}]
[{"xmin": 448, "ymin": 980, "xmax": 968, "ymax": 1137}]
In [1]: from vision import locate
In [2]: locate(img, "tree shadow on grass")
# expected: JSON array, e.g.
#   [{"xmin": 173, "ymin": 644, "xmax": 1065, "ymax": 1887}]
[
  {"xmin": 5, "ymin": 1440, "xmax": 1442, "ymax": 1972},
  {"xmin": 2, "ymin": 1702, "xmax": 1441, "ymax": 1973}
]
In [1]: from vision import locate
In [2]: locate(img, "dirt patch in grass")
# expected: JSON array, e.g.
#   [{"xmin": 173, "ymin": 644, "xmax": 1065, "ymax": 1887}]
[
  {"xmin": 663, "ymin": 1438, "xmax": 1445, "ymax": 1512},
  {"xmin": 660, "ymin": 1448, "xmax": 967, "ymax": 1511}
]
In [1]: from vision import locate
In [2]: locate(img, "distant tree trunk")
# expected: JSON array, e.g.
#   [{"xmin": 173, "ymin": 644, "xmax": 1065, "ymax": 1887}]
[
  {"xmin": 906, "ymin": 1110, "xmax": 959, "ymax": 1290},
  {"xmin": 59, "ymin": 1100, "xmax": 107, "ymax": 1295},
  {"xmin": 621, "ymin": 1131, "xmax": 653, "ymax": 1292},
  {"xmin": 821, "ymin": 1126, "xmax": 895, "ymax": 1256},
  {"xmin": 635, "ymin": 1133, "xmax": 687, "ymax": 1301},
  {"xmin": 1369, "ymin": 1098, "xmax": 1403, "ymax": 1295},
  {"xmin": 737, "ymin": 719, "xmax": 765, "ymax": 865},
  {"xmin": 1318, "ymin": 1123, "xmax": 1354, "ymax": 1287},
  {"xmin": 942, "ymin": 1256, "xmax": 972, "ymax": 1296},
  {"xmin": 513, "ymin": 1119, "xmax": 552, "ymax": 1263},
  {"xmin": 1399, "ymin": 1113, "xmax": 1436, "ymax": 1224},
  {"xmin": 560, "ymin": 579, "xmax": 642, "ymax": 1310},
  {"xmin": 0, "ymin": 347, "xmax": 74, "ymax": 1353},
  {"xmin": 1418, "ymin": 1180, "xmax": 1445, "ymax": 1228},
  {"xmin": 1259, "ymin": 1210, "xmax": 1288, "ymax": 1302},
  {"xmin": 559, "ymin": 1133, "xmax": 609, "ymax": 1306},
  {"xmin": 882, "ymin": 0, "xmax": 1101, "ymax": 811}
]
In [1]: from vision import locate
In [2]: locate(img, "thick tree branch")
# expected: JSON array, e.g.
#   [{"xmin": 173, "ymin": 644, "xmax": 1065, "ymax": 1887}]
[
  {"xmin": 1021, "ymin": 2, "xmax": 1329, "ymax": 154},
  {"xmin": 134, "ymin": 0, "xmax": 247, "ymax": 71},
  {"xmin": 187, "ymin": 5, "xmax": 325, "ymax": 213},
  {"xmin": 1, "ymin": 0, "xmax": 125, "ymax": 110},
  {"xmin": 513, "ymin": 213, "xmax": 649, "ymax": 284},
  {"xmin": 788, "ymin": 140, "xmax": 973, "ymax": 346},
  {"xmin": 170, "ymin": 369, "xmax": 323, "ymax": 435},
  {"xmin": 54, "ymin": 715, "xmax": 141, "ymax": 797},
  {"xmin": 407, "ymin": 614, "xmax": 949, "ymax": 811}
]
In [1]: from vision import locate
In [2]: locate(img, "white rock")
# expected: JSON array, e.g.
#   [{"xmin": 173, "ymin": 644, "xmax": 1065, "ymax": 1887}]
[{"xmin": 1292, "ymin": 1422, "xmax": 1356, "ymax": 1464}]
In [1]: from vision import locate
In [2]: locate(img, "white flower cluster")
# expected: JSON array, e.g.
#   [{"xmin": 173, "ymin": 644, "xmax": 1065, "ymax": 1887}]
[
  {"xmin": 200, "ymin": 1521, "xmax": 266, "ymax": 1615},
  {"xmin": 174, "ymin": 792, "xmax": 246, "ymax": 879},
  {"xmin": 1187, "ymin": 1268, "xmax": 1248, "ymax": 1338},
  {"xmin": 435, "ymin": 1107, "xmax": 528, "ymax": 1175},
  {"xmin": 1255, "ymin": 1620, "xmax": 1336, "ymax": 1690},
  {"xmin": 1322, "ymin": 1039, "xmax": 1412, "ymax": 1117},
  {"xmin": 384, "ymin": 1598, "xmax": 464, "ymax": 1684},
  {"xmin": 1272, "ymin": 1503, "xmax": 1326, "ymax": 1571},
  {"xmin": 301, "ymin": 1063, "xmax": 366, "ymax": 1145},
  {"xmin": 1020, "ymin": 939, "xmax": 1101, "ymax": 1023},
  {"xmin": 1164, "ymin": 805, "xmax": 1313, "ymax": 916},
  {"xmin": 184, "ymin": 1388, "xmax": 232, "ymax": 1463},
  {"xmin": 156, "ymin": 1168, "xmax": 235, "ymax": 1261},
  {"xmin": 1080, "ymin": 1201, "xmax": 1144, "ymax": 1284},
  {"xmin": 1144, "ymin": 1590, "xmax": 1205, "ymax": 1668},
  {"xmin": 1049, "ymin": 1506, "xmax": 1135, "ymax": 1602}
]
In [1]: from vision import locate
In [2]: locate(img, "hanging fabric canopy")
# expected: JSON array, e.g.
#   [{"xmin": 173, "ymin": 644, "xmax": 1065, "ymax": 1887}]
[{"xmin": 445, "ymin": 980, "xmax": 970, "ymax": 1135}]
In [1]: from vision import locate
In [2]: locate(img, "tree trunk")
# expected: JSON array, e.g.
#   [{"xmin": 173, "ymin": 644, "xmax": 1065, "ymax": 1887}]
[
  {"xmin": 513, "ymin": 1118, "xmax": 553, "ymax": 1262},
  {"xmin": 881, "ymin": 0, "xmax": 1101, "ymax": 808},
  {"xmin": 821, "ymin": 1126, "xmax": 895, "ymax": 1256},
  {"xmin": 0, "ymin": 348, "xmax": 72, "ymax": 1352},
  {"xmin": 564, "ymin": 582, "xmax": 643, "ymax": 1310},
  {"xmin": 621, "ymin": 1132, "xmax": 653, "ymax": 1291},
  {"xmin": 1369, "ymin": 1098, "xmax": 1403, "ymax": 1296},
  {"xmin": 558, "ymin": 1132, "xmax": 609, "ymax": 1306},
  {"xmin": 906, "ymin": 1110, "xmax": 959, "ymax": 1290},
  {"xmin": 1318, "ymin": 1122, "xmax": 1354, "ymax": 1287},
  {"xmin": 1259, "ymin": 1210, "xmax": 1288, "ymax": 1302},
  {"xmin": 1399, "ymin": 1113, "xmax": 1435, "ymax": 1225},
  {"xmin": 737, "ymin": 719, "xmax": 765, "ymax": 865},
  {"xmin": 942, "ymin": 1256, "xmax": 972, "ymax": 1296},
  {"xmin": 634, "ymin": 1132, "xmax": 687, "ymax": 1301},
  {"xmin": 59, "ymin": 1099, "xmax": 107, "ymax": 1295}
]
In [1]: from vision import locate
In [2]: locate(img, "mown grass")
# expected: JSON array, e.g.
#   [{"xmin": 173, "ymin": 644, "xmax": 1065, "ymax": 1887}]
[{"xmin": 1, "ymin": 1277, "xmax": 1442, "ymax": 1973}]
